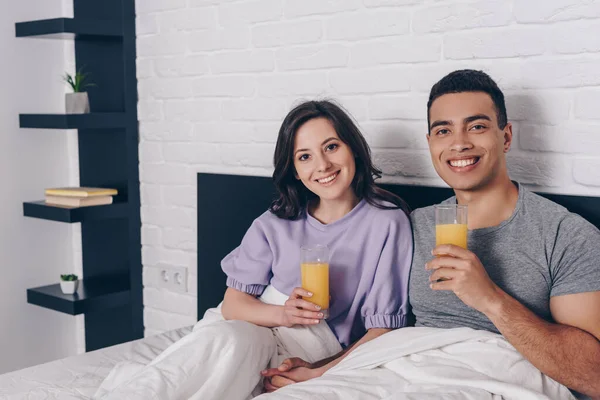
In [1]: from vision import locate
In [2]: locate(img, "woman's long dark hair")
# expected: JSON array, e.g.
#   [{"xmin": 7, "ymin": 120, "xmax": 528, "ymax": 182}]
[{"xmin": 270, "ymin": 100, "xmax": 410, "ymax": 220}]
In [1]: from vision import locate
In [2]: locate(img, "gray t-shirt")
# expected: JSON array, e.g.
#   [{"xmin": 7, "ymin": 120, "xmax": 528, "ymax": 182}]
[{"xmin": 409, "ymin": 183, "xmax": 600, "ymax": 334}]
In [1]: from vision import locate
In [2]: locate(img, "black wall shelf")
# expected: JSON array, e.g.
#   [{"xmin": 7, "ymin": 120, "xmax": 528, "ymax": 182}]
[
  {"xmin": 16, "ymin": 18, "xmax": 123, "ymax": 39},
  {"xmin": 20, "ymin": 113, "xmax": 128, "ymax": 130},
  {"xmin": 27, "ymin": 277, "xmax": 130, "ymax": 315},
  {"xmin": 23, "ymin": 201, "xmax": 128, "ymax": 223},
  {"xmin": 17, "ymin": 0, "xmax": 142, "ymax": 352}
]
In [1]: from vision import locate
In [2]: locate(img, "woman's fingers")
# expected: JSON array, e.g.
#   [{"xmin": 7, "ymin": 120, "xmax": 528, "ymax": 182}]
[
  {"xmin": 290, "ymin": 287, "xmax": 313, "ymax": 299},
  {"xmin": 286, "ymin": 298, "xmax": 321, "ymax": 311}
]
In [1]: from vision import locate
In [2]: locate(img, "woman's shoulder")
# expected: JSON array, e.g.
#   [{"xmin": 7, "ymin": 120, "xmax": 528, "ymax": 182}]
[
  {"xmin": 363, "ymin": 199, "xmax": 410, "ymax": 228},
  {"xmin": 252, "ymin": 208, "xmax": 304, "ymax": 230}
]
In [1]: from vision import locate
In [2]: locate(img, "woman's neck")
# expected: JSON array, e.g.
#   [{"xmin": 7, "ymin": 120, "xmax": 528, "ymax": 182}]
[
  {"xmin": 309, "ymin": 191, "xmax": 360, "ymax": 225},
  {"xmin": 455, "ymin": 176, "xmax": 518, "ymax": 230}
]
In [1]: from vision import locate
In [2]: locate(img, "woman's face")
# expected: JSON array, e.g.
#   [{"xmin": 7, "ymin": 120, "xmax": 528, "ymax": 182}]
[{"xmin": 292, "ymin": 117, "xmax": 356, "ymax": 202}]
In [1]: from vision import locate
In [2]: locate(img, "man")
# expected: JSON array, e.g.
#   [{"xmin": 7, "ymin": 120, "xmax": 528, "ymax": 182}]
[{"xmin": 262, "ymin": 70, "xmax": 600, "ymax": 398}]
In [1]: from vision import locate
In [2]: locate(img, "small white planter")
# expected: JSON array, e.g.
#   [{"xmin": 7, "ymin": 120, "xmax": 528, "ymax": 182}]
[
  {"xmin": 60, "ymin": 280, "xmax": 79, "ymax": 295},
  {"xmin": 66, "ymin": 92, "xmax": 90, "ymax": 114}
]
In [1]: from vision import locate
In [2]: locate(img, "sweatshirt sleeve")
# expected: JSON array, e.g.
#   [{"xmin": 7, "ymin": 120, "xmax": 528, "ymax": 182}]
[
  {"xmin": 221, "ymin": 218, "xmax": 273, "ymax": 296},
  {"xmin": 361, "ymin": 210, "xmax": 413, "ymax": 329}
]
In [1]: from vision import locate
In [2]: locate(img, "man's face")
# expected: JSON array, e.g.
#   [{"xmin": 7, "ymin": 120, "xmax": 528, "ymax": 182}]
[{"xmin": 427, "ymin": 91, "xmax": 512, "ymax": 192}]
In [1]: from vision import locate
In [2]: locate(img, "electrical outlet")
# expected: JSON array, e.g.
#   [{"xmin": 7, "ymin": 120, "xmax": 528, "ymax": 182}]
[{"xmin": 157, "ymin": 266, "xmax": 188, "ymax": 293}]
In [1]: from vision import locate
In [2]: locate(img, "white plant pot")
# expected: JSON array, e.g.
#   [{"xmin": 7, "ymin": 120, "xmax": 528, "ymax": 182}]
[
  {"xmin": 66, "ymin": 92, "xmax": 90, "ymax": 114},
  {"xmin": 60, "ymin": 280, "xmax": 79, "ymax": 295}
]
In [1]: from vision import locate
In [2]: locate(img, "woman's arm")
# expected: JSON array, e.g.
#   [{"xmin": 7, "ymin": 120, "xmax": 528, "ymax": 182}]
[
  {"xmin": 222, "ymin": 288, "xmax": 284, "ymax": 328},
  {"xmin": 222, "ymin": 287, "xmax": 325, "ymax": 328}
]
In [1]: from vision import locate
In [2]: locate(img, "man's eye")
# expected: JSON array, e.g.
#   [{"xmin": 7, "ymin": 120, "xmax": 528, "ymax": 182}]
[
  {"xmin": 470, "ymin": 124, "xmax": 486, "ymax": 130},
  {"xmin": 436, "ymin": 129, "xmax": 450, "ymax": 136},
  {"xmin": 325, "ymin": 143, "xmax": 338, "ymax": 151}
]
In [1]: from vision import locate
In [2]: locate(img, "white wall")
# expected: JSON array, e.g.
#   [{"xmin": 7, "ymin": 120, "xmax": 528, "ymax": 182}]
[
  {"xmin": 0, "ymin": 1, "xmax": 81, "ymax": 373},
  {"xmin": 135, "ymin": 0, "xmax": 600, "ymax": 334}
]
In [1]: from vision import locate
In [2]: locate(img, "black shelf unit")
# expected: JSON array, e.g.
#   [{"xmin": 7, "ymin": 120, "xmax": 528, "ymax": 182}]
[
  {"xmin": 23, "ymin": 201, "xmax": 129, "ymax": 223},
  {"xmin": 15, "ymin": 18, "xmax": 123, "ymax": 39},
  {"xmin": 17, "ymin": 0, "xmax": 142, "ymax": 352},
  {"xmin": 27, "ymin": 277, "xmax": 130, "ymax": 315},
  {"xmin": 19, "ymin": 113, "xmax": 128, "ymax": 129}
]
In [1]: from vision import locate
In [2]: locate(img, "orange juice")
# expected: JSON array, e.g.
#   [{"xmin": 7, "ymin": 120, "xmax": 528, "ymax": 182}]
[
  {"xmin": 301, "ymin": 262, "xmax": 329, "ymax": 310},
  {"xmin": 436, "ymin": 223, "xmax": 468, "ymax": 249}
]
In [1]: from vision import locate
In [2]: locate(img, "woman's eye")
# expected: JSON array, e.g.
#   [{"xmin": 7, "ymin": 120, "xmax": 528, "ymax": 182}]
[
  {"xmin": 325, "ymin": 143, "xmax": 338, "ymax": 151},
  {"xmin": 298, "ymin": 154, "xmax": 309, "ymax": 161}
]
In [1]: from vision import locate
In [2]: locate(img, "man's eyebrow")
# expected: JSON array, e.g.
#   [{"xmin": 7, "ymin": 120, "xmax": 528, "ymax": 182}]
[
  {"xmin": 464, "ymin": 114, "xmax": 491, "ymax": 124},
  {"xmin": 430, "ymin": 120, "xmax": 452, "ymax": 130}
]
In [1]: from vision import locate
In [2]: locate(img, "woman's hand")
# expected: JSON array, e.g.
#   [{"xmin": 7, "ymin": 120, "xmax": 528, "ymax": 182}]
[{"xmin": 279, "ymin": 287, "xmax": 324, "ymax": 327}]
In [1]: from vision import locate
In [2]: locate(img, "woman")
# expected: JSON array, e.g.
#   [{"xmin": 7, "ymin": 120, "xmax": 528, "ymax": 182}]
[
  {"xmin": 221, "ymin": 100, "xmax": 413, "ymax": 392},
  {"xmin": 96, "ymin": 100, "xmax": 413, "ymax": 400}
]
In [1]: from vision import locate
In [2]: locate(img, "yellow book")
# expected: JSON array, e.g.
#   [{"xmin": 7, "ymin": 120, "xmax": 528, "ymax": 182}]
[
  {"xmin": 45, "ymin": 195, "xmax": 114, "ymax": 208},
  {"xmin": 44, "ymin": 187, "xmax": 118, "ymax": 198}
]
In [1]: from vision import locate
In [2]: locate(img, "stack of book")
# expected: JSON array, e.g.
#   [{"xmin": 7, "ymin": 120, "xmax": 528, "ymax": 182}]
[{"xmin": 44, "ymin": 187, "xmax": 118, "ymax": 208}]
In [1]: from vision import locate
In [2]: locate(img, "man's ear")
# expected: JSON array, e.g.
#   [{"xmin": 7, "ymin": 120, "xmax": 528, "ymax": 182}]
[
  {"xmin": 503, "ymin": 122, "xmax": 513, "ymax": 153},
  {"xmin": 426, "ymin": 132, "xmax": 431, "ymax": 144}
]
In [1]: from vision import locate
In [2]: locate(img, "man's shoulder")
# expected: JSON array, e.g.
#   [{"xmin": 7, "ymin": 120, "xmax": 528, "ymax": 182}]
[
  {"xmin": 522, "ymin": 189, "xmax": 592, "ymax": 227},
  {"xmin": 410, "ymin": 196, "xmax": 455, "ymax": 226}
]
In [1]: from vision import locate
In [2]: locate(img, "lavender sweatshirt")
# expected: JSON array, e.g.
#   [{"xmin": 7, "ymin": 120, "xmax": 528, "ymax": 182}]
[{"xmin": 221, "ymin": 199, "xmax": 413, "ymax": 347}]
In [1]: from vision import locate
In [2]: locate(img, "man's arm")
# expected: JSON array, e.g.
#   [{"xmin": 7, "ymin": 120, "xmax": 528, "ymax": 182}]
[
  {"xmin": 429, "ymin": 244, "xmax": 600, "ymax": 398},
  {"xmin": 487, "ymin": 290, "xmax": 600, "ymax": 398}
]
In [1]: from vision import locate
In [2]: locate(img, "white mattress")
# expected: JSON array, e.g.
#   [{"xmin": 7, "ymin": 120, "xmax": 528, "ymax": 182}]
[{"xmin": 0, "ymin": 326, "xmax": 193, "ymax": 400}]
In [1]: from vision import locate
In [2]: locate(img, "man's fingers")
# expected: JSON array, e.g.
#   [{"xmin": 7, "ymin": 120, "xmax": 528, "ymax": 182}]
[
  {"xmin": 430, "ymin": 279, "xmax": 454, "ymax": 291},
  {"xmin": 432, "ymin": 244, "xmax": 474, "ymax": 259},
  {"xmin": 279, "ymin": 357, "xmax": 310, "ymax": 371},
  {"xmin": 429, "ymin": 267, "xmax": 457, "ymax": 283},
  {"xmin": 261, "ymin": 367, "xmax": 282, "ymax": 377},
  {"xmin": 426, "ymin": 256, "xmax": 468, "ymax": 271}
]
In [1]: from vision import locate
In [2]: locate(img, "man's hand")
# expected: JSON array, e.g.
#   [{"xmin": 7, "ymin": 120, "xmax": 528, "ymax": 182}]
[
  {"xmin": 428, "ymin": 244, "xmax": 503, "ymax": 314},
  {"xmin": 260, "ymin": 357, "xmax": 323, "ymax": 393}
]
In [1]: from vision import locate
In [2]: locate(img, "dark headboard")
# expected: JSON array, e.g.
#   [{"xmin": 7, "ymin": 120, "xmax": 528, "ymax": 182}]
[{"xmin": 197, "ymin": 172, "xmax": 600, "ymax": 318}]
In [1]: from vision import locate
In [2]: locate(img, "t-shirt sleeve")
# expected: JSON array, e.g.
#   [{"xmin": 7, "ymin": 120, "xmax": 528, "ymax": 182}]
[
  {"xmin": 550, "ymin": 214, "xmax": 600, "ymax": 297},
  {"xmin": 221, "ymin": 218, "xmax": 273, "ymax": 296},
  {"xmin": 361, "ymin": 210, "xmax": 413, "ymax": 329}
]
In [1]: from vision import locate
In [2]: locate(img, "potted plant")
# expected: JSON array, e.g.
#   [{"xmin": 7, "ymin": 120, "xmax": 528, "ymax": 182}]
[
  {"xmin": 60, "ymin": 274, "xmax": 79, "ymax": 295},
  {"xmin": 63, "ymin": 68, "xmax": 95, "ymax": 114}
]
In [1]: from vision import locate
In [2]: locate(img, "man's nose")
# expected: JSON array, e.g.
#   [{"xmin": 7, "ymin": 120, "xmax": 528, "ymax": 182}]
[{"xmin": 450, "ymin": 130, "xmax": 473, "ymax": 152}]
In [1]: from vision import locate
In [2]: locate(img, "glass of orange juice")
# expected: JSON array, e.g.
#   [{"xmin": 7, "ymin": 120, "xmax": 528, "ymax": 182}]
[
  {"xmin": 300, "ymin": 244, "xmax": 330, "ymax": 319},
  {"xmin": 435, "ymin": 204, "xmax": 468, "ymax": 249}
]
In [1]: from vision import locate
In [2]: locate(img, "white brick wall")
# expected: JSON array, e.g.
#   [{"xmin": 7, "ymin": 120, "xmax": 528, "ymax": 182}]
[{"xmin": 135, "ymin": 0, "xmax": 600, "ymax": 334}]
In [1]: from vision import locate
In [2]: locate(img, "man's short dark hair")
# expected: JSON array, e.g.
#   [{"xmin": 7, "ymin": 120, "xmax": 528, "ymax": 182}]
[{"xmin": 427, "ymin": 69, "xmax": 507, "ymax": 132}]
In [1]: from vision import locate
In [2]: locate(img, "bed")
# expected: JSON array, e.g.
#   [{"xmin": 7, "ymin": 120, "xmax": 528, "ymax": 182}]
[{"xmin": 1, "ymin": 172, "xmax": 598, "ymax": 399}]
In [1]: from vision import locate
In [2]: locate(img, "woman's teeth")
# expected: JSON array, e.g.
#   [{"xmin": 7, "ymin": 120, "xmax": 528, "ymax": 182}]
[
  {"xmin": 449, "ymin": 158, "xmax": 477, "ymax": 168},
  {"xmin": 318, "ymin": 172, "xmax": 338, "ymax": 184}
]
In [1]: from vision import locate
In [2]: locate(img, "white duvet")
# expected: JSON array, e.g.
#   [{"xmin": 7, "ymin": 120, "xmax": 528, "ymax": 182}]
[
  {"xmin": 257, "ymin": 327, "xmax": 577, "ymax": 400},
  {"xmin": 94, "ymin": 285, "xmax": 576, "ymax": 400}
]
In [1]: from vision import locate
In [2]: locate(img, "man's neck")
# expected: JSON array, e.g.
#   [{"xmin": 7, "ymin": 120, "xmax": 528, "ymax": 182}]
[{"xmin": 454, "ymin": 177, "xmax": 519, "ymax": 230}]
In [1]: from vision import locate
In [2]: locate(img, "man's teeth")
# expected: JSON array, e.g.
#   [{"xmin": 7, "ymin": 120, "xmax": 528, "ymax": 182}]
[
  {"xmin": 449, "ymin": 158, "xmax": 477, "ymax": 168},
  {"xmin": 318, "ymin": 173, "xmax": 337, "ymax": 183}
]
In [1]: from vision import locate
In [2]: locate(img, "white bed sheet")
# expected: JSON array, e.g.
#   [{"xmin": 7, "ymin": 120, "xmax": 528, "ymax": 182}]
[{"xmin": 0, "ymin": 326, "xmax": 193, "ymax": 400}]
